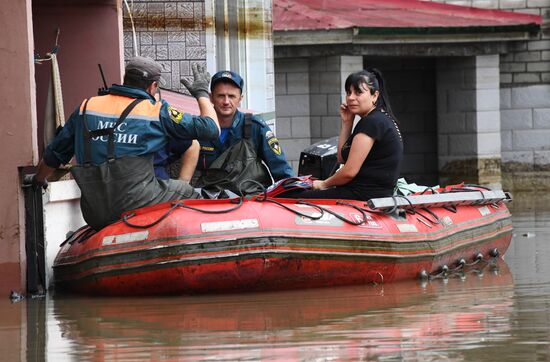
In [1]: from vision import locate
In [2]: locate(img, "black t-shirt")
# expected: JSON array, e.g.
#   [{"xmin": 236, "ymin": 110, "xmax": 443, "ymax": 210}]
[{"xmin": 341, "ymin": 108, "xmax": 403, "ymax": 198}]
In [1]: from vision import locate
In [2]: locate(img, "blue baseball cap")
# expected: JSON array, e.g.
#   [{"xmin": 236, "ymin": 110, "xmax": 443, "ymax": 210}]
[{"xmin": 210, "ymin": 70, "xmax": 244, "ymax": 91}]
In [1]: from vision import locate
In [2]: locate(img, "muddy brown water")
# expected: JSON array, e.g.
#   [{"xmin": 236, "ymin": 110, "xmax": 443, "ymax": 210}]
[{"xmin": 2, "ymin": 192, "xmax": 550, "ymax": 361}]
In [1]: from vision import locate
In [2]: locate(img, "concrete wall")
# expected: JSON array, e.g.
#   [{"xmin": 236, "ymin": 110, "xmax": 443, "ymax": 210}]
[
  {"xmin": 0, "ymin": 0, "xmax": 36, "ymax": 295},
  {"xmin": 423, "ymin": 0, "xmax": 549, "ymax": 86},
  {"xmin": 367, "ymin": 57, "xmax": 439, "ymax": 186},
  {"xmin": 426, "ymin": 0, "xmax": 550, "ymax": 191},
  {"xmin": 501, "ymin": 84, "xmax": 550, "ymax": 189},
  {"xmin": 274, "ymin": 58, "xmax": 311, "ymax": 171},
  {"xmin": 437, "ymin": 55, "xmax": 502, "ymax": 187},
  {"xmin": 309, "ymin": 56, "xmax": 364, "ymax": 143}
]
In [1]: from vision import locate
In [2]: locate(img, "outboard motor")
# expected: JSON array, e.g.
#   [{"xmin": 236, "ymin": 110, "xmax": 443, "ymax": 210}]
[{"xmin": 298, "ymin": 136, "xmax": 339, "ymax": 179}]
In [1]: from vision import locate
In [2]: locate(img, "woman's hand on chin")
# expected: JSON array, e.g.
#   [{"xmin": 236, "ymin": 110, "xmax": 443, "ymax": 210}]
[{"xmin": 340, "ymin": 103, "xmax": 355, "ymax": 126}]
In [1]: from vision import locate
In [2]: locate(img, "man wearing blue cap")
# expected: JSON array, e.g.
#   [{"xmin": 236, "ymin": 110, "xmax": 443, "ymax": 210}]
[
  {"xmin": 189, "ymin": 70, "xmax": 294, "ymax": 194},
  {"xmin": 159, "ymin": 70, "xmax": 294, "ymax": 194}
]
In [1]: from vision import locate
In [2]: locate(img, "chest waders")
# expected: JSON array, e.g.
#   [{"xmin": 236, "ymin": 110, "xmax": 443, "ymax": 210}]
[
  {"xmin": 71, "ymin": 98, "xmax": 193, "ymax": 231},
  {"xmin": 193, "ymin": 113, "xmax": 272, "ymax": 195}
]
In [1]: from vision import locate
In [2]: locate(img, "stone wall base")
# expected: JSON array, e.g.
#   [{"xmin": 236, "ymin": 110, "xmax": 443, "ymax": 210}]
[
  {"xmin": 502, "ymin": 170, "xmax": 550, "ymax": 192},
  {"xmin": 507, "ymin": 191, "xmax": 550, "ymax": 212},
  {"xmin": 440, "ymin": 158, "xmax": 501, "ymax": 188},
  {"xmin": 501, "ymin": 162, "xmax": 550, "ymax": 191}
]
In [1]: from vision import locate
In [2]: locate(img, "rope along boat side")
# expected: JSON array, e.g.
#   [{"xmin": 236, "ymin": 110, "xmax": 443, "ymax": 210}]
[{"xmin": 53, "ymin": 183, "xmax": 513, "ymax": 295}]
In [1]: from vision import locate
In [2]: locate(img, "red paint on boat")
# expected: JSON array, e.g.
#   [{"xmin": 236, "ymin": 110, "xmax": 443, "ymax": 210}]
[{"xmin": 53, "ymin": 187, "xmax": 513, "ymax": 296}]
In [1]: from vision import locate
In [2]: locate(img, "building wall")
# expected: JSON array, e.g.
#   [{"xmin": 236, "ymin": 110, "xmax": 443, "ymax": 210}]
[
  {"xmin": 423, "ymin": 0, "xmax": 549, "ymax": 87},
  {"xmin": 34, "ymin": 2, "xmax": 124, "ymax": 154},
  {"xmin": 0, "ymin": 0, "xmax": 123, "ymax": 296},
  {"xmin": 437, "ymin": 55, "xmax": 503, "ymax": 187},
  {"xmin": 366, "ymin": 57, "xmax": 439, "ymax": 186},
  {"xmin": 274, "ymin": 58, "xmax": 311, "ymax": 171},
  {"xmin": 122, "ymin": 0, "xmax": 207, "ymax": 91},
  {"xmin": 244, "ymin": 0, "xmax": 277, "ymax": 115},
  {"xmin": 308, "ymin": 56, "xmax": 355, "ymax": 144},
  {"xmin": 123, "ymin": 0, "xmax": 276, "ymax": 116},
  {"xmin": 32, "ymin": 1, "xmax": 123, "ymax": 294},
  {"xmin": 426, "ymin": 0, "xmax": 550, "ymax": 190},
  {"xmin": 0, "ymin": 0, "xmax": 35, "ymax": 295},
  {"xmin": 501, "ymin": 84, "xmax": 550, "ymax": 189}
]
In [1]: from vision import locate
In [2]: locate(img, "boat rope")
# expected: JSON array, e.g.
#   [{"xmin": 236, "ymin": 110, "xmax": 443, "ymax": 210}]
[
  {"xmin": 443, "ymin": 205, "xmax": 458, "ymax": 213},
  {"xmin": 247, "ymin": 179, "xmax": 328, "ymax": 220},
  {"xmin": 117, "ymin": 182, "xmax": 504, "ymax": 230},
  {"xmin": 439, "ymin": 184, "xmax": 503, "ymax": 208},
  {"xmin": 239, "ymin": 179, "xmax": 268, "ymax": 198},
  {"xmin": 175, "ymin": 198, "xmax": 244, "ymax": 214},
  {"xmin": 463, "ymin": 183, "xmax": 492, "ymax": 191},
  {"xmin": 370, "ymin": 183, "xmax": 506, "ymax": 217},
  {"xmin": 333, "ymin": 201, "xmax": 368, "ymax": 225},
  {"xmin": 416, "ymin": 207, "xmax": 441, "ymax": 225},
  {"xmin": 254, "ymin": 196, "xmax": 369, "ymax": 225},
  {"xmin": 419, "ymin": 249, "xmax": 500, "ymax": 281},
  {"xmin": 255, "ymin": 197, "xmax": 325, "ymax": 220},
  {"xmin": 122, "ymin": 197, "xmax": 245, "ymax": 229},
  {"xmin": 290, "ymin": 200, "xmax": 367, "ymax": 225},
  {"xmin": 419, "ymin": 187, "xmax": 440, "ymax": 194},
  {"xmin": 122, "ymin": 202, "xmax": 184, "ymax": 229},
  {"xmin": 383, "ymin": 195, "xmax": 416, "ymax": 214},
  {"xmin": 60, "ymin": 224, "xmax": 97, "ymax": 246},
  {"xmin": 371, "ymin": 194, "xmax": 443, "ymax": 225}
]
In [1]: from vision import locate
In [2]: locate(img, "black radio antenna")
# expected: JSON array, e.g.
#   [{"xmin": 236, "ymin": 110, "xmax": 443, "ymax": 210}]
[{"xmin": 97, "ymin": 63, "xmax": 109, "ymax": 95}]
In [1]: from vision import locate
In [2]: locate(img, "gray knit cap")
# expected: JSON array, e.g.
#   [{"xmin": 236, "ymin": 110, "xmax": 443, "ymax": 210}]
[{"xmin": 125, "ymin": 56, "xmax": 162, "ymax": 82}]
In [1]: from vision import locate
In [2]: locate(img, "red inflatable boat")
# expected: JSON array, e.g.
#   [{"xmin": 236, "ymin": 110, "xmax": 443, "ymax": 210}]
[{"xmin": 53, "ymin": 183, "xmax": 513, "ymax": 295}]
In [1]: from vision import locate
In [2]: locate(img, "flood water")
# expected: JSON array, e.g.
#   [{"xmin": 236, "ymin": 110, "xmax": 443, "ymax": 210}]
[{"xmin": 3, "ymin": 192, "xmax": 550, "ymax": 361}]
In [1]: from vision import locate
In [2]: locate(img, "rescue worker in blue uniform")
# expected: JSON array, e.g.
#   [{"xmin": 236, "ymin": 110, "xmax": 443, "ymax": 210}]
[
  {"xmin": 30, "ymin": 57, "xmax": 220, "ymax": 230},
  {"xmin": 166, "ymin": 71, "xmax": 294, "ymax": 193},
  {"xmin": 202, "ymin": 71, "xmax": 293, "ymax": 179}
]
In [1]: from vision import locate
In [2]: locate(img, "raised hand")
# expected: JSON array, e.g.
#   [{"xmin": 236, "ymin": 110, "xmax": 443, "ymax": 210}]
[{"xmin": 180, "ymin": 63, "xmax": 210, "ymax": 99}]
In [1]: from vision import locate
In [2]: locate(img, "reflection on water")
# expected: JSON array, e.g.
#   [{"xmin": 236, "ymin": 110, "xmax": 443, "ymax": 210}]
[
  {"xmin": 46, "ymin": 262, "xmax": 512, "ymax": 361},
  {"xmin": 4, "ymin": 192, "xmax": 550, "ymax": 361}
]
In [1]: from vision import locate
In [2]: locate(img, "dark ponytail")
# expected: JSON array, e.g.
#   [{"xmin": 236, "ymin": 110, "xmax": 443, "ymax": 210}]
[{"xmin": 365, "ymin": 67, "xmax": 398, "ymax": 125}]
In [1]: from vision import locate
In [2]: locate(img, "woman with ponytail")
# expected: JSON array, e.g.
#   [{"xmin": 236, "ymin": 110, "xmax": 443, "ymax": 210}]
[{"xmin": 291, "ymin": 68, "xmax": 403, "ymax": 201}]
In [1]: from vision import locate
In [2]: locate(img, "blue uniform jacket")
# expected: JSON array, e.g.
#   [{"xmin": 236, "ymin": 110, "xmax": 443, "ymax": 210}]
[
  {"xmin": 196, "ymin": 110, "xmax": 294, "ymax": 181},
  {"xmin": 43, "ymin": 84, "xmax": 218, "ymax": 168}
]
